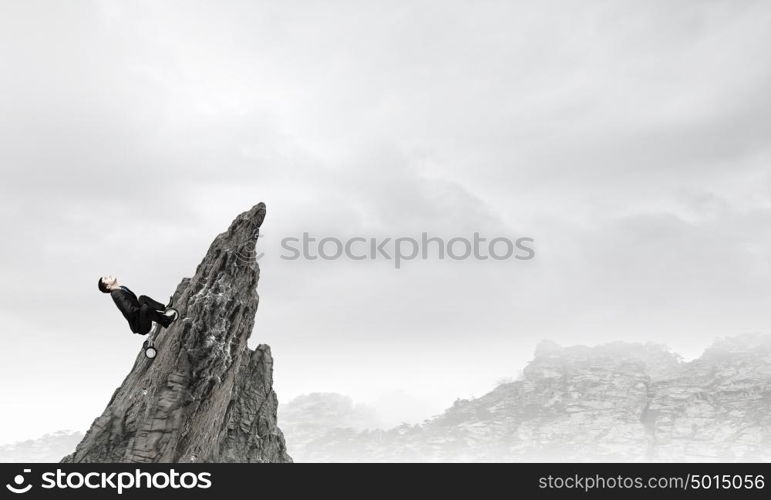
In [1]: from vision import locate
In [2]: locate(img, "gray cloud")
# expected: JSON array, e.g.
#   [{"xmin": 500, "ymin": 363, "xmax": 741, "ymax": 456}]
[{"xmin": 1, "ymin": 0, "xmax": 770, "ymax": 442}]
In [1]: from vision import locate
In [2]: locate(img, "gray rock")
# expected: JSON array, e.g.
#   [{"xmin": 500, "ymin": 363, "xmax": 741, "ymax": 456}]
[{"xmin": 62, "ymin": 203, "xmax": 291, "ymax": 463}]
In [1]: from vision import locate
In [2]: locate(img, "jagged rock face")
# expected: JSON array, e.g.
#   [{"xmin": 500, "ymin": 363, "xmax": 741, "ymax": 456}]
[
  {"xmin": 63, "ymin": 203, "xmax": 292, "ymax": 463},
  {"xmin": 284, "ymin": 336, "xmax": 771, "ymax": 462}
]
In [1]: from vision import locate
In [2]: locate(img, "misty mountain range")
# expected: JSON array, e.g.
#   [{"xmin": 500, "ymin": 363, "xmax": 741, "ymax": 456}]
[
  {"xmin": 4, "ymin": 334, "xmax": 770, "ymax": 462},
  {"xmin": 280, "ymin": 334, "xmax": 771, "ymax": 462},
  {"xmin": 0, "ymin": 432, "xmax": 83, "ymax": 463}
]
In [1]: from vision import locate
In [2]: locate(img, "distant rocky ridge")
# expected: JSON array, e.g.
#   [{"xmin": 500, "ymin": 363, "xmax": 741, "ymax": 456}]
[
  {"xmin": 62, "ymin": 203, "xmax": 291, "ymax": 463},
  {"xmin": 282, "ymin": 335, "xmax": 771, "ymax": 462},
  {"xmin": 0, "ymin": 432, "xmax": 83, "ymax": 463},
  {"xmin": 278, "ymin": 393, "xmax": 381, "ymax": 462}
]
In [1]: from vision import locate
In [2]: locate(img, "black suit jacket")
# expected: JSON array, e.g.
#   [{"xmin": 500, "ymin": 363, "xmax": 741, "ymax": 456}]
[{"xmin": 111, "ymin": 286, "xmax": 141, "ymax": 333}]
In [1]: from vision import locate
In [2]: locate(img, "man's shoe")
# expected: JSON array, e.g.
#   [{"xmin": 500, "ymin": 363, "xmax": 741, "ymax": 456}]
[
  {"xmin": 160, "ymin": 308, "xmax": 178, "ymax": 328},
  {"xmin": 158, "ymin": 314, "xmax": 171, "ymax": 328}
]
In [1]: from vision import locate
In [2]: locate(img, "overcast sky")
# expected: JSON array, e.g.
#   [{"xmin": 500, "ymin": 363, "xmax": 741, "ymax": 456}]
[{"xmin": 1, "ymin": 0, "xmax": 771, "ymax": 443}]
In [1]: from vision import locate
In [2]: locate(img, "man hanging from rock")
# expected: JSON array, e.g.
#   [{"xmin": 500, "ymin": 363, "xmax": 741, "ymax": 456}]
[{"xmin": 98, "ymin": 275, "xmax": 177, "ymax": 335}]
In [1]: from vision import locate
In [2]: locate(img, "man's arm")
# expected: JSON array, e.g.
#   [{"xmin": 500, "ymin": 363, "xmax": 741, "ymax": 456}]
[{"xmin": 111, "ymin": 289, "xmax": 139, "ymax": 317}]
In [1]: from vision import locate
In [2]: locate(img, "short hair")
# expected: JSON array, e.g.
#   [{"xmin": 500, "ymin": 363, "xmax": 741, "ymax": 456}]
[{"xmin": 98, "ymin": 277, "xmax": 111, "ymax": 293}]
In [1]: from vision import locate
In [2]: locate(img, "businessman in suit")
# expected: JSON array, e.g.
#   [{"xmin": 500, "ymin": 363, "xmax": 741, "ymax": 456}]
[{"xmin": 98, "ymin": 275, "xmax": 175, "ymax": 335}]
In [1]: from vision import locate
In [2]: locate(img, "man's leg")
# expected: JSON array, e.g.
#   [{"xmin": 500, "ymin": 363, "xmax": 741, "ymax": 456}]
[
  {"xmin": 139, "ymin": 295, "xmax": 166, "ymax": 311},
  {"xmin": 137, "ymin": 304, "xmax": 171, "ymax": 334},
  {"xmin": 136, "ymin": 305, "xmax": 155, "ymax": 335}
]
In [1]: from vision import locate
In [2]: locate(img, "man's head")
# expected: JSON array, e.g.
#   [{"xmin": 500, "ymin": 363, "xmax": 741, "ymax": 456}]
[{"xmin": 98, "ymin": 275, "xmax": 118, "ymax": 293}]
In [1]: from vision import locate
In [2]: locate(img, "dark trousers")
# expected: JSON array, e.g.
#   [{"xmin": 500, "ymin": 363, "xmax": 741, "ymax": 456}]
[{"xmin": 136, "ymin": 295, "xmax": 167, "ymax": 335}]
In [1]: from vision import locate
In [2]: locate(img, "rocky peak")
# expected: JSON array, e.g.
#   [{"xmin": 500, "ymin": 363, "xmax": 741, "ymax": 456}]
[
  {"xmin": 528, "ymin": 340, "xmax": 683, "ymax": 380},
  {"xmin": 63, "ymin": 202, "xmax": 291, "ymax": 463}
]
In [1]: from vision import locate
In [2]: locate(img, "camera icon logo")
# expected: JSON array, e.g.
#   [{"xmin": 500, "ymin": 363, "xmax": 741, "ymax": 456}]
[{"xmin": 5, "ymin": 469, "xmax": 32, "ymax": 494}]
